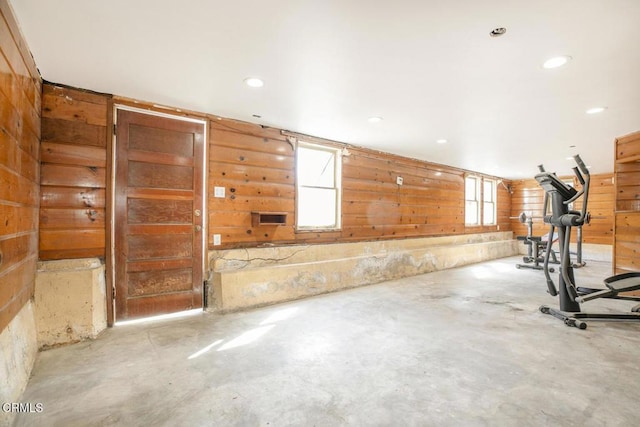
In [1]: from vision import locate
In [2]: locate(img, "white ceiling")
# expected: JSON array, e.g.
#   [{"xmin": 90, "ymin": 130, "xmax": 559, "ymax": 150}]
[{"xmin": 10, "ymin": 0, "xmax": 640, "ymax": 179}]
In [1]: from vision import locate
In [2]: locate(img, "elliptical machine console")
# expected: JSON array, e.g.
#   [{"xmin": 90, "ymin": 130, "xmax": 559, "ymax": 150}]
[{"xmin": 535, "ymin": 155, "xmax": 640, "ymax": 329}]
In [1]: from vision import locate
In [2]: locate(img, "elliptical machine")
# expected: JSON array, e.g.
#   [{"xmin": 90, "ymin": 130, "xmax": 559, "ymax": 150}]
[
  {"xmin": 535, "ymin": 155, "xmax": 640, "ymax": 329},
  {"xmin": 515, "ymin": 211, "xmax": 558, "ymax": 272}
]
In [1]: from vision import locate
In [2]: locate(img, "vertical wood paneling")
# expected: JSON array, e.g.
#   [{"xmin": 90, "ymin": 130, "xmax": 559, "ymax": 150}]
[
  {"xmin": 208, "ymin": 117, "xmax": 512, "ymax": 249},
  {"xmin": 39, "ymin": 84, "xmax": 110, "ymax": 260},
  {"xmin": 0, "ymin": 0, "xmax": 41, "ymax": 333}
]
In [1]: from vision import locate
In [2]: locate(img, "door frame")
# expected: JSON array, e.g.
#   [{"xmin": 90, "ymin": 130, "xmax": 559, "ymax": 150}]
[{"xmin": 106, "ymin": 103, "xmax": 208, "ymax": 325}]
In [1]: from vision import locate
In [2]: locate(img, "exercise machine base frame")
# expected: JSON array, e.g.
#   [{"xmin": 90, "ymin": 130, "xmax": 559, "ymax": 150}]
[{"xmin": 539, "ymin": 305, "xmax": 640, "ymax": 330}]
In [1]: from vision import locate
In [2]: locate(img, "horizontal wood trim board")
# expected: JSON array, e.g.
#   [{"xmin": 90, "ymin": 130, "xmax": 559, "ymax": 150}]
[
  {"xmin": 617, "ymin": 141, "xmax": 640, "ymax": 160},
  {"xmin": 39, "ymin": 248, "xmax": 105, "ymax": 261},
  {"xmin": 41, "ymin": 141, "xmax": 106, "ymax": 167},
  {"xmin": 39, "ymin": 229, "xmax": 105, "ymax": 251},
  {"xmin": 0, "ymin": 130, "xmax": 38, "ymax": 181},
  {"xmin": 211, "ymin": 145, "xmax": 294, "ymax": 170},
  {"xmin": 41, "ymin": 164, "xmax": 106, "ymax": 187},
  {"xmin": 209, "ymin": 119, "xmax": 289, "ymax": 142},
  {"xmin": 40, "ymin": 187, "xmax": 106, "ymax": 208},
  {"xmin": 0, "ymin": 233, "xmax": 38, "ymax": 275},
  {"xmin": 42, "ymin": 117, "xmax": 107, "ymax": 147},
  {"xmin": 0, "ymin": 166, "xmax": 39, "ymax": 205},
  {"xmin": 209, "ymin": 162, "xmax": 293, "ymax": 183},
  {"xmin": 40, "ymin": 208, "xmax": 105, "ymax": 229},
  {"xmin": 211, "ymin": 129, "xmax": 293, "ymax": 154},
  {"xmin": 42, "ymin": 90, "xmax": 108, "ymax": 126},
  {"xmin": 0, "ymin": 256, "xmax": 37, "ymax": 312},
  {"xmin": 0, "ymin": 203, "xmax": 38, "ymax": 235}
]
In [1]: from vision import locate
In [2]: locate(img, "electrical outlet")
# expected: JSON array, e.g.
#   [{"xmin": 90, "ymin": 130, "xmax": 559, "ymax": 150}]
[
  {"xmin": 213, "ymin": 234, "xmax": 221, "ymax": 246},
  {"xmin": 396, "ymin": 176, "xmax": 403, "ymax": 185},
  {"xmin": 214, "ymin": 186, "xmax": 225, "ymax": 198}
]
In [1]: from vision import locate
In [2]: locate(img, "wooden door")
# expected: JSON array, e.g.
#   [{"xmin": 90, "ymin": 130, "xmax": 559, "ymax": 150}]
[{"xmin": 114, "ymin": 108, "xmax": 205, "ymax": 320}]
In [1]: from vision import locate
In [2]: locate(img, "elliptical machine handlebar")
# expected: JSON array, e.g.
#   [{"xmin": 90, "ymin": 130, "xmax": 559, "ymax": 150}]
[
  {"xmin": 568, "ymin": 155, "xmax": 590, "ymax": 225},
  {"xmin": 537, "ymin": 156, "xmax": 591, "ymax": 301},
  {"xmin": 573, "ymin": 154, "xmax": 590, "ymax": 177}
]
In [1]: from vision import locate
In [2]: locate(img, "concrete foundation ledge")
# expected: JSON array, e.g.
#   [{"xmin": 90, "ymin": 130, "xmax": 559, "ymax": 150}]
[
  {"xmin": 35, "ymin": 258, "xmax": 107, "ymax": 349},
  {"xmin": 0, "ymin": 300, "xmax": 37, "ymax": 427},
  {"xmin": 208, "ymin": 232, "xmax": 518, "ymax": 312}
]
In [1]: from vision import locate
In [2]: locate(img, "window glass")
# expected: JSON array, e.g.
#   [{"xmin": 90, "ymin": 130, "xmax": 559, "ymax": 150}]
[
  {"xmin": 296, "ymin": 142, "xmax": 341, "ymax": 230},
  {"xmin": 483, "ymin": 179, "xmax": 496, "ymax": 225},
  {"xmin": 465, "ymin": 176, "xmax": 480, "ymax": 225},
  {"xmin": 297, "ymin": 188, "xmax": 337, "ymax": 228},
  {"xmin": 297, "ymin": 147, "xmax": 335, "ymax": 188}
]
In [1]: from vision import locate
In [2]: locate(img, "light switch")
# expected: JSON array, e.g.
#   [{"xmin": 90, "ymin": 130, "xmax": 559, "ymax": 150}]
[
  {"xmin": 214, "ymin": 187, "xmax": 225, "ymax": 198},
  {"xmin": 213, "ymin": 234, "xmax": 221, "ymax": 246}
]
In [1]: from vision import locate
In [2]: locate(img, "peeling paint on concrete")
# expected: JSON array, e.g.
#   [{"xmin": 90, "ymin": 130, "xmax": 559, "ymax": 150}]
[
  {"xmin": 208, "ymin": 232, "xmax": 519, "ymax": 312},
  {"xmin": 0, "ymin": 301, "xmax": 37, "ymax": 427}
]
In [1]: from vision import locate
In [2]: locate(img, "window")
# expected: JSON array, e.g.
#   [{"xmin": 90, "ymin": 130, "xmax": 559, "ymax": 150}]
[
  {"xmin": 483, "ymin": 179, "xmax": 497, "ymax": 225},
  {"xmin": 465, "ymin": 176, "xmax": 497, "ymax": 226},
  {"xmin": 465, "ymin": 176, "xmax": 480, "ymax": 225},
  {"xmin": 296, "ymin": 142, "xmax": 342, "ymax": 230}
]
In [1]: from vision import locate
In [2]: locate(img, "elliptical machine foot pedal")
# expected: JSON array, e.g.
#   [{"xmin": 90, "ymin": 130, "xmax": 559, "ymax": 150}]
[{"xmin": 539, "ymin": 305, "xmax": 588, "ymax": 329}]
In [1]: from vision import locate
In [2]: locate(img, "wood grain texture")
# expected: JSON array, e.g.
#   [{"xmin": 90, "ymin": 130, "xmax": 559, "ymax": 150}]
[
  {"xmin": 0, "ymin": 0, "xmax": 41, "ymax": 333},
  {"xmin": 614, "ymin": 131, "xmax": 640, "ymax": 275},
  {"xmin": 510, "ymin": 174, "xmax": 614, "ymax": 246},
  {"xmin": 114, "ymin": 109, "xmax": 205, "ymax": 320},
  {"xmin": 39, "ymin": 83, "xmax": 110, "ymax": 261},
  {"xmin": 208, "ymin": 116, "xmax": 511, "ymax": 249}
]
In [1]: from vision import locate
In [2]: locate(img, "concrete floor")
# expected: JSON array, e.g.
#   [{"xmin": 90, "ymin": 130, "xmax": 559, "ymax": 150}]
[{"xmin": 13, "ymin": 256, "xmax": 640, "ymax": 426}]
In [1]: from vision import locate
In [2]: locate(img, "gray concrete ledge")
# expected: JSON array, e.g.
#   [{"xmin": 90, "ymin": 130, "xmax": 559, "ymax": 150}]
[
  {"xmin": 208, "ymin": 232, "xmax": 518, "ymax": 312},
  {"xmin": 35, "ymin": 258, "xmax": 107, "ymax": 349}
]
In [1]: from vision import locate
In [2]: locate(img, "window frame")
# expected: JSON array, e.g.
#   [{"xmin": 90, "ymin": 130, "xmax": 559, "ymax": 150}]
[
  {"xmin": 465, "ymin": 175, "xmax": 481, "ymax": 226},
  {"xmin": 483, "ymin": 178, "xmax": 497, "ymax": 226},
  {"xmin": 465, "ymin": 175, "xmax": 498, "ymax": 227},
  {"xmin": 295, "ymin": 141, "xmax": 342, "ymax": 231}
]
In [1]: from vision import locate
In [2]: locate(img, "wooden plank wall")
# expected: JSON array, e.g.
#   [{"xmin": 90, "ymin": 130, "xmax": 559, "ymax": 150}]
[
  {"xmin": 208, "ymin": 118, "xmax": 512, "ymax": 249},
  {"xmin": 510, "ymin": 174, "xmax": 614, "ymax": 245},
  {"xmin": 583, "ymin": 174, "xmax": 614, "ymax": 245},
  {"xmin": 614, "ymin": 131, "xmax": 640, "ymax": 273},
  {"xmin": 0, "ymin": 0, "xmax": 41, "ymax": 332},
  {"xmin": 37, "ymin": 83, "xmax": 616, "ymax": 260},
  {"xmin": 39, "ymin": 84, "xmax": 110, "ymax": 260}
]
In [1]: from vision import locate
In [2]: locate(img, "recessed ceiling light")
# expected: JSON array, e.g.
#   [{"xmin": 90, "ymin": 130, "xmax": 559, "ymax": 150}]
[
  {"xmin": 436, "ymin": 139, "xmax": 447, "ymax": 144},
  {"xmin": 244, "ymin": 77, "xmax": 264, "ymax": 88},
  {"xmin": 543, "ymin": 55, "xmax": 571, "ymax": 69},
  {"xmin": 586, "ymin": 106, "xmax": 607, "ymax": 114},
  {"xmin": 489, "ymin": 27, "xmax": 507, "ymax": 37},
  {"xmin": 435, "ymin": 172, "xmax": 442, "ymax": 176},
  {"xmin": 368, "ymin": 116, "xmax": 383, "ymax": 123}
]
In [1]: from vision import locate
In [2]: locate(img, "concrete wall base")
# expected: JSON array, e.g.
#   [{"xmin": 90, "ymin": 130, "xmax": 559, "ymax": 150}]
[
  {"xmin": 516, "ymin": 241, "xmax": 612, "ymax": 264},
  {"xmin": 208, "ymin": 232, "xmax": 518, "ymax": 312},
  {"xmin": 35, "ymin": 258, "xmax": 107, "ymax": 349},
  {"xmin": 0, "ymin": 300, "xmax": 38, "ymax": 427}
]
